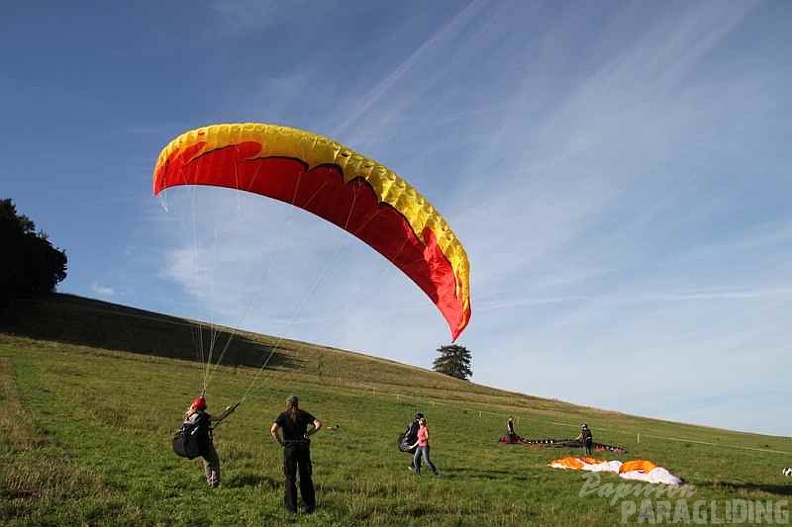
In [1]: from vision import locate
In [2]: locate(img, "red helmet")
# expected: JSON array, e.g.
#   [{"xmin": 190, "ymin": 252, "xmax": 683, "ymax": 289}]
[{"xmin": 192, "ymin": 396, "xmax": 207, "ymax": 410}]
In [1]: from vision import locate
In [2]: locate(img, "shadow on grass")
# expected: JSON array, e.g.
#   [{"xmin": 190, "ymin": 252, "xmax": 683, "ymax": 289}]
[
  {"xmin": 1, "ymin": 294, "xmax": 303, "ymax": 371},
  {"xmin": 224, "ymin": 473, "xmax": 279, "ymax": 489},
  {"xmin": 706, "ymin": 481, "xmax": 792, "ymax": 497},
  {"xmin": 442, "ymin": 466, "xmax": 532, "ymax": 482}
]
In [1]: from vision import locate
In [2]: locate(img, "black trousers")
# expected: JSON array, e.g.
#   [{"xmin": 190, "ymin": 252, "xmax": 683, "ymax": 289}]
[{"xmin": 283, "ymin": 442, "xmax": 314, "ymax": 512}]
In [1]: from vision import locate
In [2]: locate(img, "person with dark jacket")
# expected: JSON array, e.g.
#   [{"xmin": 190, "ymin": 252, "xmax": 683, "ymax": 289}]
[
  {"xmin": 577, "ymin": 422, "xmax": 594, "ymax": 455},
  {"xmin": 183, "ymin": 395, "xmax": 220, "ymax": 487},
  {"xmin": 270, "ymin": 395, "xmax": 323, "ymax": 514},
  {"xmin": 506, "ymin": 416, "xmax": 520, "ymax": 443}
]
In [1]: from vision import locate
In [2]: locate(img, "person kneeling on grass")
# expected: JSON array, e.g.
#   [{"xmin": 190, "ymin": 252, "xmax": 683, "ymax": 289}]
[{"xmin": 409, "ymin": 417, "xmax": 439, "ymax": 476}]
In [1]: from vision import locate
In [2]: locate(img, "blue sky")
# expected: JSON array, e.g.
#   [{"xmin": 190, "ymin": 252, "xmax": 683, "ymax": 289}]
[{"xmin": 2, "ymin": 1, "xmax": 790, "ymax": 437}]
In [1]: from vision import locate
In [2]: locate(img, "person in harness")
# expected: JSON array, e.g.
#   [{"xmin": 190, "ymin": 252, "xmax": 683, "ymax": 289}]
[
  {"xmin": 270, "ymin": 395, "xmax": 323, "ymax": 514},
  {"xmin": 175, "ymin": 395, "xmax": 220, "ymax": 488},
  {"xmin": 577, "ymin": 422, "xmax": 594, "ymax": 456}
]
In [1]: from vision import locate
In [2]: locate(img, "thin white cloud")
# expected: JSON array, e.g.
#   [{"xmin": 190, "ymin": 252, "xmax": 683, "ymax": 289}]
[
  {"xmin": 90, "ymin": 283, "xmax": 115, "ymax": 297},
  {"xmin": 210, "ymin": 0, "xmax": 286, "ymax": 34},
  {"xmin": 331, "ymin": 0, "xmax": 494, "ymax": 140}
]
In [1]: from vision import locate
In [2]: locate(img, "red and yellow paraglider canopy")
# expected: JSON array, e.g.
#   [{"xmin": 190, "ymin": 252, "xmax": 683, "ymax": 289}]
[{"xmin": 153, "ymin": 123, "xmax": 471, "ymax": 340}]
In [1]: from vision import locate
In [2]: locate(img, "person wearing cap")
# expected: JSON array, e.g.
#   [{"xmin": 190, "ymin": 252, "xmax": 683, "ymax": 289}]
[
  {"xmin": 270, "ymin": 395, "xmax": 323, "ymax": 514},
  {"xmin": 411, "ymin": 413, "xmax": 425, "ymax": 436},
  {"xmin": 576, "ymin": 422, "xmax": 594, "ymax": 456},
  {"xmin": 405, "ymin": 412, "xmax": 424, "ymax": 449},
  {"xmin": 183, "ymin": 395, "xmax": 220, "ymax": 487}
]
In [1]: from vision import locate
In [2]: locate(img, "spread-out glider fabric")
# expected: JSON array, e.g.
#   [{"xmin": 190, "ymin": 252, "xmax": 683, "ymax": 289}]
[
  {"xmin": 549, "ymin": 457, "xmax": 683, "ymax": 486},
  {"xmin": 153, "ymin": 123, "xmax": 471, "ymax": 340},
  {"xmin": 587, "ymin": 460, "xmax": 624, "ymax": 473},
  {"xmin": 549, "ymin": 457, "xmax": 610, "ymax": 471},
  {"xmin": 499, "ymin": 436, "xmax": 626, "ymax": 454},
  {"xmin": 619, "ymin": 467, "xmax": 683, "ymax": 486},
  {"xmin": 619, "ymin": 460, "xmax": 657, "ymax": 474},
  {"xmin": 549, "ymin": 457, "xmax": 587, "ymax": 470}
]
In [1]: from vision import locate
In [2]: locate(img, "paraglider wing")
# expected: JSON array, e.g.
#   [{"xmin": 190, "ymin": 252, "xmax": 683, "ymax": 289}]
[{"xmin": 153, "ymin": 123, "xmax": 471, "ymax": 340}]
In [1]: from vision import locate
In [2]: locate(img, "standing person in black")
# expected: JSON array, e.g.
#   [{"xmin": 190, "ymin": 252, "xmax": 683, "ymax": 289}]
[
  {"xmin": 577, "ymin": 422, "xmax": 594, "ymax": 456},
  {"xmin": 506, "ymin": 416, "xmax": 519, "ymax": 443},
  {"xmin": 270, "ymin": 395, "xmax": 323, "ymax": 514}
]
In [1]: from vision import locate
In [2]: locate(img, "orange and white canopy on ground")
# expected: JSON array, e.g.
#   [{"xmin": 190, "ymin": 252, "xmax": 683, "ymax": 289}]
[
  {"xmin": 153, "ymin": 123, "xmax": 471, "ymax": 340},
  {"xmin": 549, "ymin": 456, "xmax": 683, "ymax": 486}
]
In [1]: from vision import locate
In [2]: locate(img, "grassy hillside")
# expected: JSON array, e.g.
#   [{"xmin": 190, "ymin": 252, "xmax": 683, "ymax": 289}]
[{"xmin": 1, "ymin": 294, "xmax": 790, "ymax": 526}]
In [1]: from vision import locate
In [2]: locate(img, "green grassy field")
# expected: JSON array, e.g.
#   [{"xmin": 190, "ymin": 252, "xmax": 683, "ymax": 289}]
[{"xmin": 1, "ymin": 295, "xmax": 790, "ymax": 526}]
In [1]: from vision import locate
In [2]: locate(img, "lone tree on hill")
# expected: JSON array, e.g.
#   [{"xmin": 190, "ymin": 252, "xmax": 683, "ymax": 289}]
[
  {"xmin": 1, "ymin": 198, "xmax": 68, "ymax": 306},
  {"xmin": 432, "ymin": 344, "xmax": 473, "ymax": 380}
]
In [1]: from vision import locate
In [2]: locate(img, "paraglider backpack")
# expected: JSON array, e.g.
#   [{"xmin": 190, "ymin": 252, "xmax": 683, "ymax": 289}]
[
  {"xmin": 173, "ymin": 413, "xmax": 211, "ymax": 459},
  {"xmin": 397, "ymin": 420, "xmax": 420, "ymax": 453}
]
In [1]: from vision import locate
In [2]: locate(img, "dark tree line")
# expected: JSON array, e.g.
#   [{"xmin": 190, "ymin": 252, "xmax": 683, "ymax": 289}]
[{"xmin": 1, "ymin": 198, "xmax": 68, "ymax": 306}]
